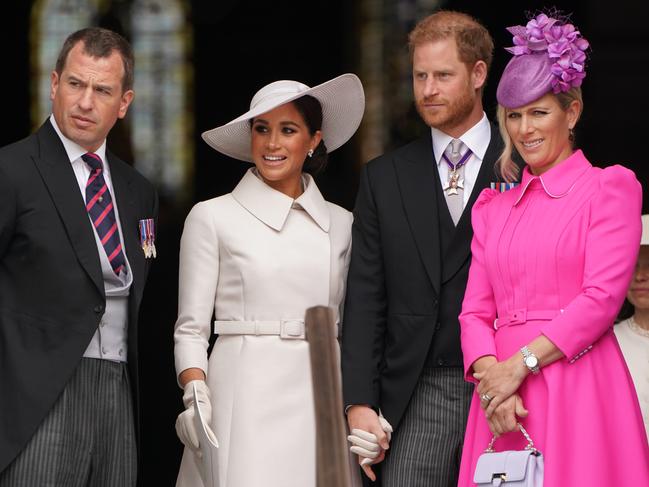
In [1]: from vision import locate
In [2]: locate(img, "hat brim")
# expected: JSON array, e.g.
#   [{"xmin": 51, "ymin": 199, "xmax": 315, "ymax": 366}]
[{"xmin": 201, "ymin": 73, "xmax": 365, "ymax": 162}]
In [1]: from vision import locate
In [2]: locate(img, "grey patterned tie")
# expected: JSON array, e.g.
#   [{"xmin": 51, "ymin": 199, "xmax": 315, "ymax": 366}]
[{"xmin": 443, "ymin": 139, "xmax": 465, "ymax": 226}]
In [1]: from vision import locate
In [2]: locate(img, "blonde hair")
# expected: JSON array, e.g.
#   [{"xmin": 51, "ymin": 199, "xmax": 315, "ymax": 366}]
[
  {"xmin": 496, "ymin": 87, "xmax": 583, "ymax": 182},
  {"xmin": 408, "ymin": 10, "xmax": 494, "ymax": 84}
]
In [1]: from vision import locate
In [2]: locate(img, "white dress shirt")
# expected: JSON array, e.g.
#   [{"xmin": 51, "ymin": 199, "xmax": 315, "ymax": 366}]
[{"xmin": 430, "ymin": 112, "xmax": 491, "ymax": 207}]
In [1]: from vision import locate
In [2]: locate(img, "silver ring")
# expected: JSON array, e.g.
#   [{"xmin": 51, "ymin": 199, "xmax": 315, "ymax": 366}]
[{"xmin": 480, "ymin": 393, "xmax": 493, "ymax": 403}]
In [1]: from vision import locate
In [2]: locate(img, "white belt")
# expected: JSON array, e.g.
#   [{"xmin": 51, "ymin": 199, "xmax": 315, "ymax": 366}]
[{"xmin": 214, "ymin": 319, "xmax": 306, "ymax": 340}]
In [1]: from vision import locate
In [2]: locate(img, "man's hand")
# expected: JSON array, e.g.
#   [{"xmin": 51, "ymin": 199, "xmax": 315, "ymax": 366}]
[{"xmin": 346, "ymin": 405, "xmax": 392, "ymax": 481}]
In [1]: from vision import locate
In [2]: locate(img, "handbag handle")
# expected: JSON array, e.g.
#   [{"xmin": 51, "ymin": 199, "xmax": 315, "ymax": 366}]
[{"xmin": 484, "ymin": 422, "xmax": 538, "ymax": 453}]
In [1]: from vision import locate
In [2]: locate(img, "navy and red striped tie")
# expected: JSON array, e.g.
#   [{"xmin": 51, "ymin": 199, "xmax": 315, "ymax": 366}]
[{"xmin": 83, "ymin": 153, "xmax": 127, "ymax": 276}]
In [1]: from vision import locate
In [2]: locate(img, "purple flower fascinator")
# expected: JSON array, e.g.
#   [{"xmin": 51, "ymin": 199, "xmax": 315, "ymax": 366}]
[{"xmin": 496, "ymin": 13, "xmax": 590, "ymax": 108}]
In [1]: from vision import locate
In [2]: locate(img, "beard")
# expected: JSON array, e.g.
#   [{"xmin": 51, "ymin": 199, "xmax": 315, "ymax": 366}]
[{"xmin": 415, "ymin": 85, "xmax": 476, "ymax": 132}]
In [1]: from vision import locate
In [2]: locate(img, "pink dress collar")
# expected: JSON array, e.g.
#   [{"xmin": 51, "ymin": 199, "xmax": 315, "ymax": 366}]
[{"xmin": 514, "ymin": 149, "xmax": 592, "ymax": 206}]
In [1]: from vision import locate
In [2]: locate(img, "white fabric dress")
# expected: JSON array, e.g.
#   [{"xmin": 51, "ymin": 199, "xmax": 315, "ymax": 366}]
[
  {"xmin": 615, "ymin": 317, "xmax": 649, "ymax": 444},
  {"xmin": 174, "ymin": 168, "xmax": 352, "ymax": 487}
]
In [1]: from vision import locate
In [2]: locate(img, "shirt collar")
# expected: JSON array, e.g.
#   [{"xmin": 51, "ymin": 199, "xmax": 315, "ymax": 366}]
[
  {"xmin": 514, "ymin": 149, "xmax": 591, "ymax": 205},
  {"xmin": 430, "ymin": 112, "xmax": 491, "ymax": 165},
  {"xmin": 232, "ymin": 168, "xmax": 330, "ymax": 232},
  {"xmin": 49, "ymin": 114, "xmax": 107, "ymax": 165}
]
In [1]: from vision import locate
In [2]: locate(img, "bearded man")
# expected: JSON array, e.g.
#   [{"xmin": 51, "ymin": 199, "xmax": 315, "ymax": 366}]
[{"xmin": 342, "ymin": 10, "xmax": 511, "ymax": 487}]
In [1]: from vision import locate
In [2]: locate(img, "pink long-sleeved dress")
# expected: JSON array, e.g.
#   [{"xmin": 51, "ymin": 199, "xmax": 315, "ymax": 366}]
[{"xmin": 458, "ymin": 150, "xmax": 649, "ymax": 486}]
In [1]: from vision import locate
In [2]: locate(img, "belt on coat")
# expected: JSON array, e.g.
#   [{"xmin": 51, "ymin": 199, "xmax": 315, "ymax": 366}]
[
  {"xmin": 214, "ymin": 319, "xmax": 307, "ymax": 339},
  {"xmin": 494, "ymin": 308, "xmax": 563, "ymax": 330}
]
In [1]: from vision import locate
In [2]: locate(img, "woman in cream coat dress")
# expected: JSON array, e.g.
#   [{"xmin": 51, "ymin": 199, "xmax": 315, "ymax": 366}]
[{"xmin": 173, "ymin": 74, "xmax": 365, "ymax": 487}]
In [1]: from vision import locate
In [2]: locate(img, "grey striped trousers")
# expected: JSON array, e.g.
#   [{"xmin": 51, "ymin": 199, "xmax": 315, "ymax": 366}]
[
  {"xmin": 0, "ymin": 358, "xmax": 137, "ymax": 487},
  {"xmin": 382, "ymin": 367, "xmax": 472, "ymax": 487}
]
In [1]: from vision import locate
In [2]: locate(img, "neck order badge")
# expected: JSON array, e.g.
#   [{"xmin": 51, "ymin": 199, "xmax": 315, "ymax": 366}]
[{"xmin": 442, "ymin": 140, "xmax": 472, "ymax": 196}]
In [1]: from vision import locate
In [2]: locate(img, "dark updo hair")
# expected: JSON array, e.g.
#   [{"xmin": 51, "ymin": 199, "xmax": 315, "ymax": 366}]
[{"xmin": 292, "ymin": 95, "xmax": 328, "ymax": 175}]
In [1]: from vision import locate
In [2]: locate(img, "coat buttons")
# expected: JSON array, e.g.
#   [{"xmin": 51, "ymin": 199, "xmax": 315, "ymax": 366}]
[{"xmin": 94, "ymin": 305, "xmax": 103, "ymax": 313}]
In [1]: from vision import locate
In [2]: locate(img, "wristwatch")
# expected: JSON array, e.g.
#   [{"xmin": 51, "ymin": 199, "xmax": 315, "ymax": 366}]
[{"xmin": 520, "ymin": 346, "xmax": 540, "ymax": 374}]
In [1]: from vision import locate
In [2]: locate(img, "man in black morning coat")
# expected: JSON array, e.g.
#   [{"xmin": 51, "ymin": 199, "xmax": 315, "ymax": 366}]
[
  {"xmin": 0, "ymin": 27, "xmax": 157, "ymax": 486},
  {"xmin": 342, "ymin": 11, "xmax": 512, "ymax": 486}
]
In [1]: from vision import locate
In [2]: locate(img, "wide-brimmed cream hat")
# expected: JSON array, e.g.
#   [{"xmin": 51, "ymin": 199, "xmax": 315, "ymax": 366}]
[
  {"xmin": 202, "ymin": 73, "xmax": 365, "ymax": 162},
  {"xmin": 642, "ymin": 214, "xmax": 649, "ymax": 246}
]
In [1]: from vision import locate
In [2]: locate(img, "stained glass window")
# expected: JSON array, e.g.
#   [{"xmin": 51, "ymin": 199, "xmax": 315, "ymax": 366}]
[
  {"xmin": 357, "ymin": 0, "xmax": 441, "ymax": 161},
  {"xmin": 31, "ymin": 0, "xmax": 101, "ymax": 125},
  {"xmin": 32, "ymin": 0, "xmax": 193, "ymax": 200},
  {"xmin": 131, "ymin": 0, "xmax": 192, "ymax": 199}
]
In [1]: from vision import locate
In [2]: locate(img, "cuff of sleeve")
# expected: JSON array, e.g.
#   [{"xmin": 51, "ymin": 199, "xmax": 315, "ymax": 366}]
[
  {"xmin": 174, "ymin": 342, "xmax": 209, "ymax": 387},
  {"xmin": 463, "ymin": 346, "xmax": 498, "ymax": 383},
  {"xmin": 344, "ymin": 404, "xmax": 378, "ymax": 415}
]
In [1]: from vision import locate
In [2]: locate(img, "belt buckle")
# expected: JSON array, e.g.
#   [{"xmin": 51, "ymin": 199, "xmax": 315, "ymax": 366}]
[
  {"xmin": 508, "ymin": 308, "xmax": 527, "ymax": 325},
  {"xmin": 280, "ymin": 319, "xmax": 305, "ymax": 339}
]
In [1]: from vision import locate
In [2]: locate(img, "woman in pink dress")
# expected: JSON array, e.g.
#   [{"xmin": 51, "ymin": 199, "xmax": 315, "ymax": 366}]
[{"xmin": 458, "ymin": 13, "xmax": 649, "ymax": 486}]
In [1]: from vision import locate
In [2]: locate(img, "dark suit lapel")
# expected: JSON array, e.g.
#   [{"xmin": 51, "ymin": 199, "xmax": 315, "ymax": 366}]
[
  {"xmin": 441, "ymin": 125, "xmax": 503, "ymax": 283},
  {"xmin": 32, "ymin": 121, "xmax": 104, "ymax": 296},
  {"xmin": 394, "ymin": 135, "xmax": 441, "ymax": 295},
  {"xmin": 108, "ymin": 154, "xmax": 146, "ymax": 303}
]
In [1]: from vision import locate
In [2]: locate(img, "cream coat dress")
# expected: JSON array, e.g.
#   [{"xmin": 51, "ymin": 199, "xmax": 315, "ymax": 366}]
[{"xmin": 174, "ymin": 168, "xmax": 352, "ymax": 487}]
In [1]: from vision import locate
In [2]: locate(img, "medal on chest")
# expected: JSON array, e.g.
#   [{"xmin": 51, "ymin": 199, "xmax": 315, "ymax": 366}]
[{"xmin": 138, "ymin": 218, "xmax": 157, "ymax": 258}]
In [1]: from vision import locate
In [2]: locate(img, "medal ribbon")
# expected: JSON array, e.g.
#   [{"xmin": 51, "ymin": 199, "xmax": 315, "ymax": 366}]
[
  {"xmin": 139, "ymin": 219, "xmax": 156, "ymax": 257},
  {"xmin": 442, "ymin": 147, "xmax": 473, "ymax": 172}
]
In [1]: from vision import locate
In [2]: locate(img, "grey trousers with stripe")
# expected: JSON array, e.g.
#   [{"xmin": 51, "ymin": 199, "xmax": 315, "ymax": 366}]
[
  {"xmin": 0, "ymin": 358, "xmax": 137, "ymax": 487},
  {"xmin": 382, "ymin": 367, "xmax": 473, "ymax": 487}
]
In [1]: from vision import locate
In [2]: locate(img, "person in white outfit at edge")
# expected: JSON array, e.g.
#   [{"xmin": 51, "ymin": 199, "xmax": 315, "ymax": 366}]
[
  {"xmin": 173, "ymin": 73, "xmax": 365, "ymax": 487},
  {"xmin": 615, "ymin": 214, "xmax": 649, "ymax": 444}
]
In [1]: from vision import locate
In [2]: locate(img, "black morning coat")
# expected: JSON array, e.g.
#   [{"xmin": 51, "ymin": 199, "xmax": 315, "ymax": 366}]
[
  {"xmin": 0, "ymin": 120, "xmax": 158, "ymax": 473},
  {"xmin": 341, "ymin": 124, "xmax": 507, "ymax": 429}
]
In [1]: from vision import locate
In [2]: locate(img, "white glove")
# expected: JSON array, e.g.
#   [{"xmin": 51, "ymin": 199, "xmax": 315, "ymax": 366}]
[
  {"xmin": 348, "ymin": 414, "xmax": 393, "ymax": 466},
  {"xmin": 175, "ymin": 379, "xmax": 213, "ymax": 454}
]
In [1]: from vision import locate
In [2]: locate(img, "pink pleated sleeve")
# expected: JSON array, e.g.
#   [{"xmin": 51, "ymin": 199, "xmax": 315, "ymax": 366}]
[{"xmin": 540, "ymin": 165, "xmax": 642, "ymax": 361}]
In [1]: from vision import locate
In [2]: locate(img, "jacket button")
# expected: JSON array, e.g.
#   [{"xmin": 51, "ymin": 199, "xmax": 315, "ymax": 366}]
[
  {"xmin": 437, "ymin": 358, "xmax": 445, "ymax": 366},
  {"xmin": 94, "ymin": 305, "xmax": 103, "ymax": 313}
]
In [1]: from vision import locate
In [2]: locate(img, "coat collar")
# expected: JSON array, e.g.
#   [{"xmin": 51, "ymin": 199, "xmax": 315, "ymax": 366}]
[
  {"xmin": 514, "ymin": 149, "xmax": 591, "ymax": 205},
  {"xmin": 232, "ymin": 168, "xmax": 330, "ymax": 232},
  {"xmin": 33, "ymin": 120, "xmax": 105, "ymax": 295},
  {"xmin": 32, "ymin": 120, "xmax": 142, "ymax": 299}
]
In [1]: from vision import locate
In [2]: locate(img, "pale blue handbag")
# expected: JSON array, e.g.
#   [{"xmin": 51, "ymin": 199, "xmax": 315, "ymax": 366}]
[{"xmin": 473, "ymin": 423, "xmax": 544, "ymax": 486}]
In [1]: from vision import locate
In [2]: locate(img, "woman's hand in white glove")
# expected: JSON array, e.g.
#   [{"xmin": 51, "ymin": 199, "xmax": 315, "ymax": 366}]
[
  {"xmin": 175, "ymin": 379, "xmax": 213, "ymax": 454},
  {"xmin": 346, "ymin": 406, "xmax": 393, "ymax": 481}
]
